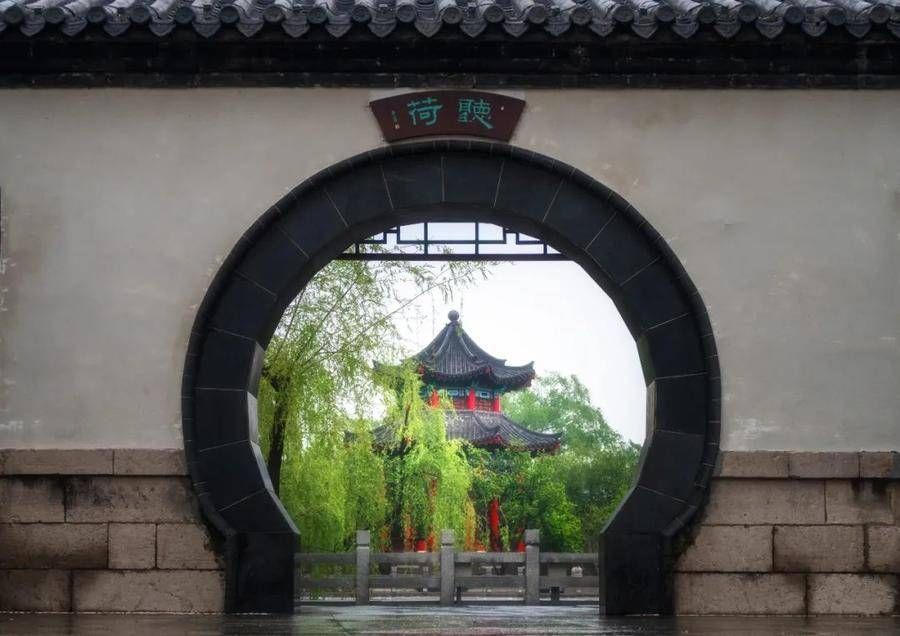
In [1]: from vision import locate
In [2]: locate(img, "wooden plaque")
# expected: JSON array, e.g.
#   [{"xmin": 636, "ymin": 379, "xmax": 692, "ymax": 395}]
[{"xmin": 370, "ymin": 91, "xmax": 525, "ymax": 143}]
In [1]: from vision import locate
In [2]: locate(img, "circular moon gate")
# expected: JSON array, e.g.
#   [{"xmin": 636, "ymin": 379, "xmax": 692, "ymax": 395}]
[{"xmin": 182, "ymin": 142, "xmax": 721, "ymax": 615}]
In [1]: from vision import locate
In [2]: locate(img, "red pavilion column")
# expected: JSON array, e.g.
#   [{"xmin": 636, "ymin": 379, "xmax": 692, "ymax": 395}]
[
  {"xmin": 429, "ymin": 389, "xmax": 439, "ymax": 407},
  {"xmin": 492, "ymin": 395, "xmax": 501, "ymax": 412},
  {"xmin": 488, "ymin": 498, "xmax": 502, "ymax": 551},
  {"xmin": 466, "ymin": 388, "xmax": 476, "ymax": 410}
]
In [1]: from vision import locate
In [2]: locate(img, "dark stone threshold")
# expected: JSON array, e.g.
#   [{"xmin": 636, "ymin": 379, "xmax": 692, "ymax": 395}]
[{"xmin": 1, "ymin": 607, "xmax": 899, "ymax": 634}]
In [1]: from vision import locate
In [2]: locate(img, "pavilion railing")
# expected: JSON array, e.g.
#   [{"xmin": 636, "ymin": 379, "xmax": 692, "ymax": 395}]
[{"xmin": 295, "ymin": 529, "xmax": 600, "ymax": 605}]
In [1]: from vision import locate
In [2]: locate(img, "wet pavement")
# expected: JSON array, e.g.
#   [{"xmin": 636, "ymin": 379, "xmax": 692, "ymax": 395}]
[{"xmin": 1, "ymin": 605, "xmax": 899, "ymax": 635}]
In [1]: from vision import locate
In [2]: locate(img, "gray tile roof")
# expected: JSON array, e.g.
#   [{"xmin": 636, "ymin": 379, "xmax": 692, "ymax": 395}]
[
  {"xmin": 413, "ymin": 311, "xmax": 535, "ymax": 391},
  {"xmin": 0, "ymin": 0, "xmax": 896, "ymax": 40},
  {"xmin": 374, "ymin": 409, "xmax": 562, "ymax": 451}
]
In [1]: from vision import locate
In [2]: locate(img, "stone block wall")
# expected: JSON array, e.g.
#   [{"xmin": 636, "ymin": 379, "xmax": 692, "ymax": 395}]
[
  {"xmin": 2, "ymin": 448, "xmax": 898, "ymax": 615},
  {"xmin": 0, "ymin": 449, "xmax": 225, "ymax": 612},
  {"xmin": 675, "ymin": 451, "xmax": 900, "ymax": 615}
]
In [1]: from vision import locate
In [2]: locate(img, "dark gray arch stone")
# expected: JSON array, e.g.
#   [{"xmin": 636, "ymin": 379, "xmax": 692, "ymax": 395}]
[{"xmin": 182, "ymin": 141, "xmax": 721, "ymax": 615}]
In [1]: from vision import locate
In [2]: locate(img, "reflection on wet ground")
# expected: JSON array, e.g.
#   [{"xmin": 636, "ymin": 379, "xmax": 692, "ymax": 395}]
[{"xmin": 2, "ymin": 605, "xmax": 899, "ymax": 635}]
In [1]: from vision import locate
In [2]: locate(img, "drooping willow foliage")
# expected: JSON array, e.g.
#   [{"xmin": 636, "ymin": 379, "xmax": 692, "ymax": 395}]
[
  {"xmin": 378, "ymin": 365, "xmax": 471, "ymax": 547},
  {"xmin": 258, "ymin": 257, "xmax": 487, "ymax": 551},
  {"xmin": 270, "ymin": 420, "xmax": 389, "ymax": 552}
]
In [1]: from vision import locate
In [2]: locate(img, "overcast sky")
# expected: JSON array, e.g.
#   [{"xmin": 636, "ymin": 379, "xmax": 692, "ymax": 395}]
[{"xmin": 390, "ymin": 257, "xmax": 647, "ymax": 444}]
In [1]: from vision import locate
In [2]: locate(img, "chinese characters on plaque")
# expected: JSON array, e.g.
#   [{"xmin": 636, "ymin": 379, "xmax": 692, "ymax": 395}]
[{"xmin": 369, "ymin": 91, "xmax": 525, "ymax": 142}]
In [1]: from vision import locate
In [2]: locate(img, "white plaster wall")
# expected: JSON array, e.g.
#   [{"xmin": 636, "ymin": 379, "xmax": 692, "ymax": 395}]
[{"xmin": 0, "ymin": 89, "xmax": 897, "ymax": 450}]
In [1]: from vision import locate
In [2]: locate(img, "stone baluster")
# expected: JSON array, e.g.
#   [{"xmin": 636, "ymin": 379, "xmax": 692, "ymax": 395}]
[
  {"xmin": 440, "ymin": 529, "xmax": 455, "ymax": 606},
  {"xmin": 356, "ymin": 530, "xmax": 370, "ymax": 604},
  {"xmin": 524, "ymin": 529, "xmax": 540, "ymax": 605}
]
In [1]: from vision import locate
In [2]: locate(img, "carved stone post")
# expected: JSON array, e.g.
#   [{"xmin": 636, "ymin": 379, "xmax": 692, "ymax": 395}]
[
  {"xmin": 440, "ymin": 529, "xmax": 455, "ymax": 606},
  {"xmin": 524, "ymin": 529, "xmax": 540, "ymax": 605},
  {"xmin": 356, "ymin": 530, "xmax": 370, "ymax": 605}
]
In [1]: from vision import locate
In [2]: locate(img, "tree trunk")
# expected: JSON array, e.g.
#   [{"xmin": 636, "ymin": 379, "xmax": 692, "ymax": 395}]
[
  {"xmin": 266, "ymin": 378, "xmax": 288, "ymax": 495},
  {"xmin": 390, "ymin": 404, "xmax": 412, "ymax": 550}
]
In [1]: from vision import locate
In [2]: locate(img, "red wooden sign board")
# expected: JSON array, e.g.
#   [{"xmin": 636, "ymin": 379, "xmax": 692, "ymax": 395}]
[{"xmin": 370, "ymin": 91, "xmax": 526, "ymax": 143}]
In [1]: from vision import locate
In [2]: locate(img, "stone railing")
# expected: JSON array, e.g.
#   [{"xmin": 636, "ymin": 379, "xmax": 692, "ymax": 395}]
[{"xmin": 296, "ymin": 529, "xmax": 599, "ymax": 605}]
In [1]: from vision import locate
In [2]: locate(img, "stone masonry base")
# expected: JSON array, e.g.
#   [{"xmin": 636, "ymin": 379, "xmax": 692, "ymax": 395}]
[
  {"xmin": 1, "ymin": 449, "xmax": 897, "ymax": 614},
  {"xmin": 0, "ymin": 449, "xmax": 225, "ymax": 612},
  {"xmin": 674, "ymin": 451, "xmax": 900, "ymax": 615}
]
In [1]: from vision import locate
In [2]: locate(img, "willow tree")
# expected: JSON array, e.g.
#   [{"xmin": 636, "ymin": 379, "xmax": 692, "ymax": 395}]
[
  {"xmin": 376, "ymin": 364, "xmax": 471, "ymax": 548},
  {"xmin": 257, "ymin": 256, "xmax": 487, "ymax": 549}
]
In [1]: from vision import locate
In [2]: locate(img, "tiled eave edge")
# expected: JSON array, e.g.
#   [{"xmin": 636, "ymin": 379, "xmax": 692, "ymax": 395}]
[
  {"xmin": 0, "ymin": 0, "xmax": 898, "ymax": 43},
  {"xmin": 0, "ymin": 448, "xmax": 188, "ymax": 476},
  {"xmin": 715, "ymin": 450, "xmax": 900, "ymax": 480}
]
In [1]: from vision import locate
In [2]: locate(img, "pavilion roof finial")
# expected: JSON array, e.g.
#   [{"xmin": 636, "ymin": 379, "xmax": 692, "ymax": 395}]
[{"xmin": 448, "ymin": 309, "xmax": 460, "ymax": 323}]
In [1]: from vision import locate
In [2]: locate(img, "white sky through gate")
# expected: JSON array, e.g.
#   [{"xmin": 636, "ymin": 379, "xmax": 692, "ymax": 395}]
[{"xmin": 369, "ymin": 223, "xmax": 647, "ymax": 444}]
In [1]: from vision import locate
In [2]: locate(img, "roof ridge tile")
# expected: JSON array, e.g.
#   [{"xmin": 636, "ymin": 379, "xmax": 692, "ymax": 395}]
[{"xmin": 1, "ymin": 0, "xmax": 897, "ymax": 39}]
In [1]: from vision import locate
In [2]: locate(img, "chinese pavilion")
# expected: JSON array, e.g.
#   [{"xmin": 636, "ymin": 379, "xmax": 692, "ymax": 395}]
[{"xmin": 376, "ymin": 310, "xmax": 561, "ymax": 551}]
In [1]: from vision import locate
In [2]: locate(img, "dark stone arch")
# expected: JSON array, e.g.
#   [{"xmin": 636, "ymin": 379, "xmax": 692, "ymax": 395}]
[{"xmin": 182, "ymin": 141, "xmax": 721, "ymax": 615}]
